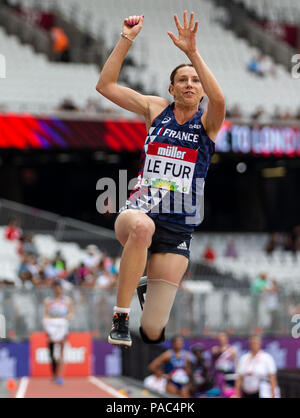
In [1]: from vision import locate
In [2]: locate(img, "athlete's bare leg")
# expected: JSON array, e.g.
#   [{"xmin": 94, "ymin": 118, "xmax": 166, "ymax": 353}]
[
  {"xmin": 56, "ymin": 341, "xmax": 65, "ymax": 382},
  {"xmin": 114, "ymin": 210, "xmax": 155, "ymax": 308},
  {"xmin": 147, "ymin": 253, "xmax": 189, "ymax": 285}
]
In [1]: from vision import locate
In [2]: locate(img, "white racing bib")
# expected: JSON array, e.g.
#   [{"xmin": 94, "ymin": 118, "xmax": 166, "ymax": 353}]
[
  {"xmin": 170, "ymin": 369, "xmax": 189, "ymax": 385},
  {"xmin": 142, "ymin": 142, "xmax": 197, "ymax": 194}
]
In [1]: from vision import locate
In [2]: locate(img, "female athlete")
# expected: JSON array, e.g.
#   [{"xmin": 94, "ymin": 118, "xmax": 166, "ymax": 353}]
[
  {"xmin": 96, "ymin": 11, "xmax": 225, "ymax": 347},
  {"xmin": 43, "ymin": 280, "xmax": 74, "ymax": 384}
]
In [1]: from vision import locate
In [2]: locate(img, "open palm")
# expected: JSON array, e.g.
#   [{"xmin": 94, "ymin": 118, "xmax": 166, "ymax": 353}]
[{"xmin": 168, "ymin": 11, "xmax": 198, "ymax": 55}]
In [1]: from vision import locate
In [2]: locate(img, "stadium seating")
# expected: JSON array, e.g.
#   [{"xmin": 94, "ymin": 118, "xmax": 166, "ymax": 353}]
[
  {"xmin": 0, "ymin": 26, "xmax": 129, "ymax": 114},
  {"xmin": 233, "ymin": 0, "xmax": 300, "ymax": 24},
  {"xmin": 1, "ymin": 223, "xmax": 299, "ymax": 292},
  {"xmin": 191, "ymin": 233, "xmax": 300, "ymax": 291},
  {"xmin": 2, "ymin": 0, "xmax": 300, "ymax": 116}
]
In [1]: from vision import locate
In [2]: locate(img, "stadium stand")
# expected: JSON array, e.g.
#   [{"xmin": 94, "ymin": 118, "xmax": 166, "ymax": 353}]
[
  {"xmin": 1, "ymin": 220, "xmax": 300, "ymax": 293},
  {"xmin": 233, "ymin": 0, "xmax": 300, "ymax": 23},
  {"xmin": 2, "ymin": 0, "xmax": 299, "ymax": 116},
  {"xmin": 190, "ymin": 233, "xmax": 300, "ymax": 292},
  {"xmin": 0, "ymin": 26, "xmax": 128, "ymax": 114}
]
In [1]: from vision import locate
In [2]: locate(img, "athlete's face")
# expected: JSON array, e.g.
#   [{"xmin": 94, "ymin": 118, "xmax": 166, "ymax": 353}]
[
  {"xmin": 172, "ymin": 337, "xmax": 184, "ymax": 351},
  {"xmin": 249, "ymin": 336, "xmax": 261, "ymax": 354},
  {"xmin": 169, "ymin": 66, "xmax": 204, "ymax": 106},
  {"xmin": 218, "ymin": 332, "xmax": 228, "ymax": 346},
  {"xmin": 53, "ymin": 284, "xmax": 63, "ymax": 297}
]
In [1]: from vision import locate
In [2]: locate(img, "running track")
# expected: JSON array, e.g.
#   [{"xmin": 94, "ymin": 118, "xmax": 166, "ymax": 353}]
[{"xmin": 11, "ymin": 377, "xmax": 128, "ymax": 398}]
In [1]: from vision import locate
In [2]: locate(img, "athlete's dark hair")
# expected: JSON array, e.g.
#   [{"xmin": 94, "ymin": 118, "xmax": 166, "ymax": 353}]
[
  {"xmin": 171, "ymin": 335, "xmax": 184, "ymax": 345},
  {"xmin": 169, "ymin": 63, "xmax": 194, "ymax": 85},
  {"xmin": 52, "ymin": 279, "xmax": 62, "ymax": 288}
]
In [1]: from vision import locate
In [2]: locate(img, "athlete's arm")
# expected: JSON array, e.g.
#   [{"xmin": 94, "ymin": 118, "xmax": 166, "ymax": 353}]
[
  {"xmin": 67, "ymin": 297, "xmax": 74, "ymax": 321},
  {"xmin": 168, "ymin": 11, "xmax": 225, "ymax": 141},
  {"xmin": 148, "ymin": 350, "xmax": 171, "ymax": 375},
  {"xmin": 43, "ymin": 298, "xmax": 50, "ymax": 319},
  {"xmin": 269, "ymin": 373, "xmax": 277, "ymax": 398},
  {"xmin": 96, "ymin": 15, "xmax": 168, "ymax": 122},
  {"xmin": 234, "ymin": 375, "xmax": 242, "ymax": 398}
]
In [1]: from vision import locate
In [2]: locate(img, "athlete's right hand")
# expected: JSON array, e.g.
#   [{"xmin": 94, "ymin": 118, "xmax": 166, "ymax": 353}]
[{"xmin": 122, "ymin": 15, "xmax": 144, "ymax": 40}]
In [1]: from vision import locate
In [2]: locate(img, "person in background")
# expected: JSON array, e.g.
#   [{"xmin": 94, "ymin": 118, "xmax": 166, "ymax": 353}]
[
  {"xmin": 148, "ymin": 335, "xmax": 191, "ymax": 398},
  {"xmin": 203, "ymin": 243, "xmax": 216, "ymax": 263},
  {"xmin": 188, "ymin": 343, "xmax": 212, "ymax": 396},
  {"xmin": 224, "ymin": 239, "xmax": 238, "ymax": 258},
  {"xmin": 20, "ymin": 234, "xmax": 39, "ymax": 257},
  {"xmin": 43, "ymin": 280, "xmax": 74, "ymax": 385},
  {"xmin": 96, "ymin": 258, "xmax": 117, "ymax": 291},
  {"xmin": 265, "ymin": 233, "xmax": 280, "ymax": 254},
  {"xmin": 250, "ymin": 272, "xmax": 269, "ymax": 329},
  {"xmin": 143, "ymin": 364, "xmax": 168, "ymax": 395},
  {"xmin": 50, "ymin": 26, "xmax": 70, "ymax": 62},
  {"xmin": 83, "ymin": 245, "xmax": 101, "ymax": 269},
  {"xmin": 211, "ymin": 332, "xmax": 237, "ymax": 392},
  {"xmin": 234, "ymin": 335, "xmax": 278, "ymax": 398},
  {"xmin": 265, "ymin": 279, "xmax": 280, "ymax": 332},
  {"xmin": 53, "ymin": 251, "xmax": 66, "ymax": 271},
  {"xmin": 4, "ymin": 217, "xmax": 22, "ymax": 241}
]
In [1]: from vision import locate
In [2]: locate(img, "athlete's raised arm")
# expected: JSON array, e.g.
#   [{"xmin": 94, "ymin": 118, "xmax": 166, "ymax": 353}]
[
  {"xmin": 96, "ymin": 15, "xmax": 168, "ymax": 120},
  {"xmin": 168, "ymin": 11, "xmax": 225, "ymax": 141}
]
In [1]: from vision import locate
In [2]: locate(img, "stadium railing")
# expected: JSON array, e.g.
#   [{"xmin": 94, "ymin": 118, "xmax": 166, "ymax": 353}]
[{"xmin": 0, "ymin": 286, "xmax": 295, "ymax": 340}]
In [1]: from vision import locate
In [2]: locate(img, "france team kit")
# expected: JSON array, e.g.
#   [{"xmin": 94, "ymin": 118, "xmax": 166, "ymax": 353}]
[{"xmin": 121, "ymin": 102, "xmax": 215, "ymax": 259}]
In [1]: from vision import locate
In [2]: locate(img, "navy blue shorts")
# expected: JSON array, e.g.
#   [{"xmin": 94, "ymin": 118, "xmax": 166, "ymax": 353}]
[
  {"xmin": 117, "ymin": 207, "xmax": 192, "ymax": 260},
  {"xmin": 149, "ymin": 223, "xmax": 192, "ymax": 260}
]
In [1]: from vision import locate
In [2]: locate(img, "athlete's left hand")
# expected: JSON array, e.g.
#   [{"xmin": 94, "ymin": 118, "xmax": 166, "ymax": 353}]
[{"xmin": 167, "ymin": 11, "xmax": 198, "ymax": 55}]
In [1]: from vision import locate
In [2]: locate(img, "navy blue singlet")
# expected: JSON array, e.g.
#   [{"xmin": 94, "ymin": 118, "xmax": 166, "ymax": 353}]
[{"xmin": 125, "ymin": 102, "xmax": 215, "ymax": 233}]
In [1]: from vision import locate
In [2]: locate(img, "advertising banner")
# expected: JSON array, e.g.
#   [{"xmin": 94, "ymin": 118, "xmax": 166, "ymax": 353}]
[
  {"xmin": 1, "ymin": 114, "xmax": 299, "ymax": 157},
  {"xmin": 30, "ymin": 332, "xmax": 92, "ymax": 377},
  {"xmin": 0, "ymin": 342, "xmax": 29, "ymax": 378},
  {"xmin": 93, "ymin": 341, "xmax": 121, "ymax": 376}
]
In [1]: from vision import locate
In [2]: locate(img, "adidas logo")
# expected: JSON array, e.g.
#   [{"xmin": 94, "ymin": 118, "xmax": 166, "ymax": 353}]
[{"xmin": 177, "ymin": 242, "xmax": 188, "ymax": 250}]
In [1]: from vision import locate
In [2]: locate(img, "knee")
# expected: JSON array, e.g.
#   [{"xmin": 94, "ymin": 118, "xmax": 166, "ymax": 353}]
[
  {"xmin": 139, "ymin": 325, "xmax": 165, "ymax": 344},
  {"xmin": 140, "ymin": 314, "xmax": 165, "ymax": 342},
  {"xmin": 130, "ymin": 220, "xmax": 154, "ymax": 247}
]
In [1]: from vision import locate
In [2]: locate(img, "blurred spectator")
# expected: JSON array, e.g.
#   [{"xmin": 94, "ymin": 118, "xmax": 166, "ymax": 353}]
[
  {"xmin": 265, "ymin": 233, "xmax": 280, "ymax": 254},
  {"xmin": 189, "ymin": 343, "xmax": 212, "ymax": 397},
  {"xmin": 143, "ymin": 365, "xmax": 168, "ymax": 395},
  {"xmin": 42, "ymin": 258, "xmax": 58, "ymax": 280},
  {"xmin": 295, "ymin": 107, "xmax": 300, "ymax": 120},
  {"xmin": 53, "ymin": 250, "xmax": 66, "ymax": 271},
  {"xmin": 83, "ymin": 245, "xmax": 101, "ymax": 269},
  {"xmin": 95, "ymin": 258, "xmax": 117, "ymax": 291},
  {"xmin": 19, "ymin": 234, "xmax": 39, "ymax": 257},
  {"xmin": 247, "ymin": 54, "xmax": 274, "ymax": 78},
  {"xmin": 148, "ymin": 336, "xmax": 191, "ymax": 398},
  {"xmin": 203, "ymin": 244, "xmax": 216, "ymax": 262},
  {"xmin": 234, "ymin": 335, "xmax": 278, "ymax": 398},
  {"xmin": 4, "ymin": 217, "xmax": 22, "ymax": 241},
  {"xmin": 224, "ymin": 240, "xmax": 238, "ymax": 258},
  {"xmin": 211, "ymin": 332, "xmax": 237, "ymax": 393},
  {"xmin": 265, "ymin": 279, "xmax": 280, "ymax": 332},
  {"xmin": 57, "ymin": 98, "xmax": 79, "ymax": 112},
  {"xmin": 226, "ymin": 104, "xmax": 243, "ymax": 119},
  {"xmin": 251, "ymin": 106, "xmax": 268, "ymax": 122},
  {"xmin": 50, "ymin": 26, "xmax": 70, "ymax": 62},
  {"xmin": 250, "ymin": 272, "xmax": 269, "ymax": 328},
  {"xmin": 283, "ymin": 232, "xmax": 293, "ymax": 252},
  {"xmin": 291, "ymin": 225, "xmax": 300, "ymax": 252},
  {"xmin": 18, "ymin": 254, "xmax": 40, "ymax": 287},
  {"xmin": 247, "ymin": 54, "xmax": 264, "ymax": 77}
]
